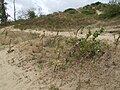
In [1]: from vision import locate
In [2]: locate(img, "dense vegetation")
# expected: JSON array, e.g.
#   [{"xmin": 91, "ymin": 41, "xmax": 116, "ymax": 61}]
[{"xmin": 0, "ymin": 0, "xmax": 7, "ymax": 23}]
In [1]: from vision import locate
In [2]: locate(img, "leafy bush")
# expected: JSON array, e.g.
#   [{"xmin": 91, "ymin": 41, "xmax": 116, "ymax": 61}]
[
  {"xmin": 49, "ymin": 85, "xmax": 59, "ymax": 90},
  {"xmin": 64, "ymin": 8, "xmax": 78, "ymax": 14},
  {"xmin": 66, "ymin": 28, "xmax": 105, "ymax": 60}
]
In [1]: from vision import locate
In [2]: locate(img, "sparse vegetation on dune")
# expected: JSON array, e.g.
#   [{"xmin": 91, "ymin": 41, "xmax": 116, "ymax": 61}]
[
  {"xmin": 0, "ymin": 26, "xmax": 119, "ymax": 90},
  {"xmin": 10, "ymin": 1, "xmax": 119, "ymax": 31},
  {"xmin": 0, "ymin": 1, "xmax": 120, "ymax": 31},
  {"xmin": 13, "ymin": 13, "xmax": 97, "ymax": 31},
  {"xmin": 0, "ymin": 1, "xmax": 120, "ymax": 90}
]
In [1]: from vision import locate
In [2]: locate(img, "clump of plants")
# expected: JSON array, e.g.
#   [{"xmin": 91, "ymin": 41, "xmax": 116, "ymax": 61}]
[
  {"xmin": 43, "ymin": 28, "xmax": 107, "ymax": 71},
  {"xmin": 64, "ymin": 8, "xmax": 78, "ymax": 14},
  {"xmin": 49, "ymin": 85, "xmax": 59, "ymax": 90},
  {"xmin": 66, "ymin": 28, "xmax": 105, "ymax": 62}
]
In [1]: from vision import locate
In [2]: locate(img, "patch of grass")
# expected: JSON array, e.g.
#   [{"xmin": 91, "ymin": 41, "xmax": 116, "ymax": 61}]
[
  {"xmin": 49, "ymin": 85, "xmax": 59, "ymax": 90},
  {"xmin": 45, "ymin": 37, "xmax": 56, "ymax": 47},
  {"xmin": 0, "ymin": 30, "xmax": 40, "ymax": 46}
]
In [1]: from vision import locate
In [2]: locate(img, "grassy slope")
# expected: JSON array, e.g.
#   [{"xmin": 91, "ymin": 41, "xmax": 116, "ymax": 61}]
[
  {"xmin": 14, "ymin": 13, "xmax": 97, "ymax": 31},
  {"xmin": 0, "ymin": 2, "xmax": 120, "ymax": 31},
  {"xmin": 12, "ymin": 2, "xmax": 106, "ymax": 30}
]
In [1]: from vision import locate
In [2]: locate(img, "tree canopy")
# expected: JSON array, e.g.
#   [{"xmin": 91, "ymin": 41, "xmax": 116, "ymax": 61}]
[{"xmin": 0, "ymin": 0, "xmax": 7, "ymax": 23}]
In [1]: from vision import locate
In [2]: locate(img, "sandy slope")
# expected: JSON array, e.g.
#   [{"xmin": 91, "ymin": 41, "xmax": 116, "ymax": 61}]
[
  {"xmin": 0, "ymin": 48, "xmax": 37, "ymax": 90},
  {"xmin": 0, "ymin": 26, "xmax": 120, "ymax": 90},
  {"xmin": 1, "ymin": 26, "xmax": 120, "ymax": 43}
]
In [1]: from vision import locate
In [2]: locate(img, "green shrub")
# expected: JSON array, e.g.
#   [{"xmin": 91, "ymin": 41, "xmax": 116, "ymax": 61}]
[
  {"xmin": 64, "ymin": 8, "xmax": 78, "ymax": 14},
  {"xmin": 66, "ymin": 28, "xmax": 105, "ymax": 60},
  {"xmin": 100, "ymin": 3, "xmax": 120, "ymax": 18},
  {"xmin": 27, "ymin": 9, "xmax": 37, "ymax": 19},
  {"xmin": 49, "ymin": 85, "xmax": 59, "ymax": 90}
]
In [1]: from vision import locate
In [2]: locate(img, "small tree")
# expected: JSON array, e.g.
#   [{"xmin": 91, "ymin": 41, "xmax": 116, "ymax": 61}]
[
  {"xmin": 17, "ymin": 8, "xmax": 37, "ymax": 20},
  {"xmin": 0, "ymin": 0, "xmax": 7, "ymax": 23},
  {"xmin": 27, "ymin": 8, "xmax": 36, "ymax": 19}
]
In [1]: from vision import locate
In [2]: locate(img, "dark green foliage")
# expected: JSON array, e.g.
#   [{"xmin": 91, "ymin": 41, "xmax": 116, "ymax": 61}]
[
  {"xmin": 49, "ymin": 85, "xmax": 59, "ymax": 90},
  {"xmin": 27, "ymin": 9, "xmax": 36, "ymax": 19},
  {"xmin": 91, "ymin": 1, "xmax": 102, "ymax": 6},
  {"xmin": 0, "ymin": 0, "xmax": 7, "ymax": 23},
  {"xmin": 64, "ymin": 8, "xmax": 78, "ymax": 14}
]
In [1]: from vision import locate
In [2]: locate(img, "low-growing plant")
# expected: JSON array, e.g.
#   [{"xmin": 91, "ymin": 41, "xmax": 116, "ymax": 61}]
[
  {"xmin": 7, "ymin": 39, "xmax": 14, "ymax": 53},
  {"xmin": 45, "ymin": 37, "xmax": 56, "ymax": 47},
  {"xmin": 30, "ymin": 32, "xmax": 40, "ymax": 39},
  {"xmin": 114, "ymin": 34, "xmax": 120, "ymax": 49},
  {"xmin": 0, "ymin": 30, "xmax": 8, "ymax": 45},
  {"xmin": 64, "ymin": 8, "xmax": 78, "ymax": 14},
  {"xmin": 66, "ymin": 28, "xmax": 104, "ymax": 63},
  {"xmin": 54, "ymin": 31, "xmax": 64, "ymax": 71},
  {"xmin": 39, "ymin": 30, "xmax": 45, "ymax": 49},
  {"xmin": 49, "ymin": 85, "xmax": 59, "ymax": 90}
]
